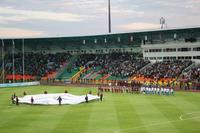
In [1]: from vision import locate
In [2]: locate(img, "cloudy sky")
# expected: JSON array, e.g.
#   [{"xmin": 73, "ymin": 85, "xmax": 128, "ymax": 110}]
[{"xmin": 0, "ymin": 0, "xmax": 199, "ymax": 38}]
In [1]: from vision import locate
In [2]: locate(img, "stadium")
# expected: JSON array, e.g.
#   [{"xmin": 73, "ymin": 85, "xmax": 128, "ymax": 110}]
[{"xmin": 0, "ymin": 0, "xmax": 200, "ymax": 133}]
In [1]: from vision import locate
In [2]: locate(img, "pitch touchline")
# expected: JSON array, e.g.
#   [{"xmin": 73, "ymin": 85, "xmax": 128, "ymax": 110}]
[{"xmin": 114, "ymin": 113, "xmax": 200, "ymax": 133}]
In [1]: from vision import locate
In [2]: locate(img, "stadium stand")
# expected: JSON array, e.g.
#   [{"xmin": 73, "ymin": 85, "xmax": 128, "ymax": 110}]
[
  {"xmin": 138, "ymin": 60, "xmax": 192, "ymax": 79},
  {"xmin": 5, "ymin": 53, "xmax": 71, "ymax": 81},
  {"xmin": 1, "ymin": 27, "xmax": 200, "ymax": 90}
]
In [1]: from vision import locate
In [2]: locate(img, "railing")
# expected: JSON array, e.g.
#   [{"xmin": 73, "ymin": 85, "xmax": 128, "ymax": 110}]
[{"xmin": 0, "ymin": 81, "xmax": 40, "ymax": 88}]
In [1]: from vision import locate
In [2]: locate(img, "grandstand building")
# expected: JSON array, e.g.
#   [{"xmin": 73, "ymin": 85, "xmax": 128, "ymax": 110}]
[
  {"xmin": 1, "ymin": 27, "xmax": 200, "ymax": 86},
  {"xmin": 2, "ymin": 27, "xmax": 200, "ymax": 57},
  {"xmin": 141, "ymin": 27, "xmax": 200, "ymax": 62}
]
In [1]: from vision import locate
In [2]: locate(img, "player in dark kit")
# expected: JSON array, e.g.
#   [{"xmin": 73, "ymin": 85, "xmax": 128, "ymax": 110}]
[
  {"xmin": 13, "ymin": 93, "xmax": 16, "ymax": 98},
  {"xmin": 23, "ymin": 91, "xmax": 27, "ymax": 96},
  {"xmin": 85, "ymin": 95, "xmax": 88, "ymax": 103},
  {"xmin": 97, "ymin": 91, "xmax": 100, "ymax": 97},
  {"xmin": 15, "ymin": 96, "xmax": 19, "ymax": 105},
  {"xmin": 100, "ymin": 93, "xmax": 103, "ymax": 101},
  {"xmin": 57, "ymin": 96, "xmax": 62, "ymax": 105},
  {"xmin": 11, "ymin": 95, "xmax": 15, "ymax": 104},
  {"xmin": 31, "ymin": 97, "xmax": 34, "ymax": 104}
]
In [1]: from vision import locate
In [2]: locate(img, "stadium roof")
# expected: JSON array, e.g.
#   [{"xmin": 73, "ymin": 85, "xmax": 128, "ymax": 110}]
[
  {"xmin": 1, "ymin": 27, "xmax": 200, "ymax": 49},
  {"xmin": 1, "ymin": 26, "xmax": 200, "ymax": 40}
]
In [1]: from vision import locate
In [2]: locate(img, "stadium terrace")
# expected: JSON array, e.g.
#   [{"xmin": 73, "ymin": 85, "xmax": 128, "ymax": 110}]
[{"xmin": 1, "ymin": 27, "xmax": 200, "ymax": 90}]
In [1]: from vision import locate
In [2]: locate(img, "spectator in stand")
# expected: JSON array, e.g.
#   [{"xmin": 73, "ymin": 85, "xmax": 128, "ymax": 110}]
[
  {"xmin": 138, "ymin": 60, "xmax": 192, "ymax": 80},
  {"xmin": 5, "ymin": 52, "xmax": 71, "ymax": 79}
]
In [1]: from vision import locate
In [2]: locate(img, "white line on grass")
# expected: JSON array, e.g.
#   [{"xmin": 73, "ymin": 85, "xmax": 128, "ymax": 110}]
[
  {"xmin": 114, "ymin": 112, "xmax": 200, "ymax": 133},
  {"xmin": 179, "ymin": 112, "xmax": 200, "ymax": 120}
]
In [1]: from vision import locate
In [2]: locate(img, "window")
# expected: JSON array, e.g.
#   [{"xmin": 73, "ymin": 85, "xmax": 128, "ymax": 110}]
[
  {"xmin": 149, "ymin": 49, "xmax": 162, "ymax": 52},
  {"xmin": 104, "ymin": 38, "xmax": 107, "ymax": 43},
  {"xmin": 83, "ymin": 40, "xmax": 86, "ymax": 45},
  {"xmin": 174, "ymin": 33, "xmax": 177, "ymax": 40},
  {"xmin": 130, "ymin": 36, "xmax": 133, "ymax": 42},
  {"xmin": 163, "ymin": 57, "xmax": 167, "ymax": 60},
  {"xmin": 169, "ymin": 57, "xmax": 176, "ymax": 60},
  {"xmin": 163, "ymin": 48, "xmax": 176, "ymax": 52},
  {"xmin": 185, "ymin": 56, "xmax": 192, "ymax": 60},
  {"xmin": 185, "ymin": 38, "xmax": 197, "ymax": 43},
  {"xmin": 117, "ymin": 37, "xmax": 121, "ymax": 42},
  {"xmin": 178, "ymin": 56, "xmax": 185, "ymax": 60},
  {"xmin": 193, "ymin": 56, "xmax": 200, "ymax": 59},
  {"xmin": 193, "ymin": 47, "xmax": 200, "ymax": 51},
  {"xmin": 177, "ymin": 48, "xmax": 191, "ymax": 52},
  {"xmin": 149, "ymin": 57, "xmax": 154, "ymax": 60},
  {"xmin": 145, "ymin": 35, "xmax": 148, "ymax": 41},
  {"xmin": 94, "ymin": 39, "xmax": 97, "ymax": 44}
]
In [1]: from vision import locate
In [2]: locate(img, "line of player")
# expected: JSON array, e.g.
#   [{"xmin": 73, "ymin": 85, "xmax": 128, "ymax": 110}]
[
  {"xmin": 98, "ymin": 85, "xmax": 174, "ymax": 96},
  {"xmin": 140, "ymin": 86, "xmax": 174, "ymax": 96}
]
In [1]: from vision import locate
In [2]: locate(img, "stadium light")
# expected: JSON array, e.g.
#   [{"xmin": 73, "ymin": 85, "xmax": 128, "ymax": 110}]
[
  {"xmin": 1, "ymin": 39, "xmax": 5, "ymax": 83},
  {"xmin": 12, "ymin": 40, "xmax": 15, "ymax": 83},
  {"xmin": 22, "ymin": 39, "xmax": 25, "ymax": 82},
  {"xmin": 160, "ymin": 17, "xmax": 165, "ymax": 29},
  {"xmin": 108, "ymin": 0, "xmax": 111, "ymax": 33}
]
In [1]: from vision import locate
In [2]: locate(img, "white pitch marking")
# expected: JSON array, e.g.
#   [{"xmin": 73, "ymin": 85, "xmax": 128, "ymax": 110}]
[
  {"xmin": 114, "ymin": 112, "xmax": 200, "ymax": 133},
  {"xmin": 179, "ymin": 112, "xmax": 200, "ymax": 121}
]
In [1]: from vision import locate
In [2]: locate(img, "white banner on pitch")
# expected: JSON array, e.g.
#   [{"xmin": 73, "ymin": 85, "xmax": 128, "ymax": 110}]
[{"xmin": 17, "ymin": 93, "xmax": 100, "ymax": 105}]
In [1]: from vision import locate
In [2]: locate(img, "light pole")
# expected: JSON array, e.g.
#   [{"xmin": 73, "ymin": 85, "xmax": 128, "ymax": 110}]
[
  {"xmin": 1, "ymin": 39, "xmax": 5, "ymax": 83},
  {"xmin": 22, "ymin": 39, "xmax": 25, "ymax": 82},
  {"xmin": 160, "ymin": 17, "xmax": 165, "ymax": 29},
  {"xmin": 12, "ymin": 39, "xmax": 15, "ymax": 83},
  {"xmin": 108, "ymin": 0, "xmax": 111, "ymax": 33}
]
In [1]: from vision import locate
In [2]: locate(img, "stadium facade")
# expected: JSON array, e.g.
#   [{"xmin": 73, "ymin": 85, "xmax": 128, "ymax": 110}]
[
  {"xmin": 2, "ymin": 27, "xmax": 200, "ymax": 61},
  {"xmin": 1, "ymin": 27, "xmax": 200, "ymax": 87}
]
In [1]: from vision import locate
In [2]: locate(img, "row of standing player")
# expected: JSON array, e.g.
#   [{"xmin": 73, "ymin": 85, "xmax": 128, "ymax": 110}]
[
  {"xmin": 140, "ymin": 86, "xmax": 174, "ymax": 95},
  {"xmin": 98, "ymin": 86, "xmax": 138, "ymax": 93}
]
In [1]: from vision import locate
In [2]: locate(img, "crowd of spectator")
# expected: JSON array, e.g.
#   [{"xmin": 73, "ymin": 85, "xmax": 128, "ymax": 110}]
[
  {"xmin": 190, "ymin": 66, "xmax": 200, "ymax": 82},
  {"xmin": 74, "ymin": 53, "xmax": 149, "ymax": 78},
  {"xmin": 138, "ymin": 60, "xmax": 192, "ymax": 80},
  {"xmin": 5, "ymin": 52, "xmax": 71, "ymax": 78},
  {"xmin": 3, "ymin": 52, "xmax": 198, "ymax": 83},
  {"xmin": 93, "ymin": 53, "xmax": 149, "ymax": 78}
]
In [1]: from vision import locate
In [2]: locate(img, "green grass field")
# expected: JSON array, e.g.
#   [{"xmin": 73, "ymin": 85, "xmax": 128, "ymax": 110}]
[{"xmin": 0, "ymin": 85, "xmax": 200, "ymax": 133}]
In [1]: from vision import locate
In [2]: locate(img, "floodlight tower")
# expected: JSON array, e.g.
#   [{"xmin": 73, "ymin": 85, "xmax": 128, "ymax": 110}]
[
  {"xmin": 159, "ymin": 17, "xmax": 166, "ymax": 42},
  {"xmin": 108, "ymin": 0, "xmax": 111, "ymax": 33},
  {"xmin": 1, "ymin": 39, "xmax": 5, "ymax": 83},
  {"xmin": 160, "ymin": 17, "xmax": 165, "ymax": 29},
  {"xmin": 12, "ymin": 40, "xmax": 15, "ymax": 83}
]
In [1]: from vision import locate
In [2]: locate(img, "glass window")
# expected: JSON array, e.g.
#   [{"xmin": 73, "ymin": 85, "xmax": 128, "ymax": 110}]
[{"xmin": 193, "ymin": 47, "xmax": 200, "ymax": 51}]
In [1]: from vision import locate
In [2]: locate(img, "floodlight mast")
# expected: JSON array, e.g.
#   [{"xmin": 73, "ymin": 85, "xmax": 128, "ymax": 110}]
[
  {"xmin": 12, "ymin": 40, "xmax": 15, "ymax": 83},
  {"xmin": 22, "ymin": 39, "xmax": 25, "ymax": 82},
  {"xmin": 1, "ymin": 39, "xmax": 5, "ymax": 83},
  {"xmin": 160, "ymin": 17, "xmax": 165, "ymax": 29},
  {"xmin": 108, "ymin": 0, "xmax": 111, "ymax": 33}
]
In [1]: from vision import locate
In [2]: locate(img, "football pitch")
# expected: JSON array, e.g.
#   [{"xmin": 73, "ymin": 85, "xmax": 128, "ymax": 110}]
[{"xmin": 0, "ymin": 85, "xmax": 200, "ymax": 133}]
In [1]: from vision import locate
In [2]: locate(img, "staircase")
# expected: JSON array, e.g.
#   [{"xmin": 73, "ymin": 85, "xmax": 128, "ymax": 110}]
[
  {"xmin": 182, "ymin": 62, "xmax": 196, "ymax": 74},
  {"xmin": 138, "ymin": 62, "xmax": 152, "ymax": 72},
  {"xmin": 55, "ymin": 55, "xmax": 78, "ymax": 80},
  {"xmin": 100, "ymin": 74, "xmax": 111, "ymax": 80}
]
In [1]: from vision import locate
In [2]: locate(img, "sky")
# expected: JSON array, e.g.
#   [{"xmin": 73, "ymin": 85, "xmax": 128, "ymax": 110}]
[{"xmin": 0, "ymin": 0, "xmax": 199, "ymax": 38}]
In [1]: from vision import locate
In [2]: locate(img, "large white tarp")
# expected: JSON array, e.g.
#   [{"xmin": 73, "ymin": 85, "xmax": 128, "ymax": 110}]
[{"xmin": 17, "ymin": 93, "xmax": 100, "ymax": 105}]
